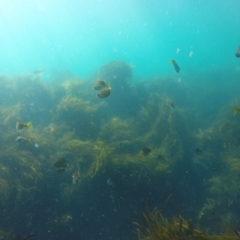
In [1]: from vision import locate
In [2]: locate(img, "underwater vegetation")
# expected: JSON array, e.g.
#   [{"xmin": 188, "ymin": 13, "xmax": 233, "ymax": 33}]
[
  {"xmin": 193, "ymin": 104, "xmax": 240, "ymax": 232},
  {"xmin": 0, "ymin": 62, "xmax": 240, "ymax": 239},
  {"xmin": 99, "ymin": 117, "xmax": 136, "ymax": 142},
  {"xmin": 58, "ymin": 96, "xmax": 99, "ymax": 113},
  {"xmin": 86, "ymin": 140, "xmax": 113, "ymax": 178},
  {"xmin": 134, "ymin": 210, "xmax": 240, "ymax": 240},
  {"xmin": 134, "ymin": 210, "xmax": 207, "ymax": 240},
  {"xmin": 0, "ymin": 103, "xmax": 22, "ymax": 125}
]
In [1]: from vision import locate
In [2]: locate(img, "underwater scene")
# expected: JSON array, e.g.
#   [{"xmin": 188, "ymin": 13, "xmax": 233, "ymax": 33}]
[{"xmin": 1, "ymin": 0, "xmax": 240, "ymax": 239}]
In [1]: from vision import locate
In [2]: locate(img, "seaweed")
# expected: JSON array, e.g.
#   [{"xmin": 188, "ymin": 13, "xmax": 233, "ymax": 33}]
[
  {"xmin": 58, "ymin": 96, "xmax": 98, "ymax": 113},
  {"xmin": 99, "ymin": 117, "xmax": 136, "ymax": 142},
  {"xmin": 0, "ymin": 103, "xmax": 22, "ymax": 124},
  {"xmin": 134, "ymin": 210, "xmax": 240, "ymax": 240},
  {"xmin": 133, "ymin": 210, "xmax": 207, "ymax": 240},
  {"xmin": 1, "ymin": 63, "xmax": 240, "ymax": 239},
  {"xmin": 86, "ymin": 140, "xmax": 113, "ymax": 177}
]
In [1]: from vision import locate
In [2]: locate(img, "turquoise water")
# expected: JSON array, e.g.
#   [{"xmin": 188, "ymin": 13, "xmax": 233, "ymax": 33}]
[{"xmin": 1, "ymin": 0, "xmax": 240, "ymax": 78}]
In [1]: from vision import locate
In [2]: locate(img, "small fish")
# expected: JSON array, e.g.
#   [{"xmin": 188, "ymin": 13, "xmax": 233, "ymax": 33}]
[
  {"xmin": 139, "ymin": 147, "xmax": 151, "ymax": 157},
  {"xmin": 223, "ymin": 142, "xmax": 230, "ymax": 149},
  {"xmin": 16, "ymin": 121, "xmax": 32, "ymax": 131},
  {"xmin": 166, "ymin": 101, "xmax": 175, "ymax": 110},
  {"xmin": 98, "ymin": 85, "xmax": 111, "ymax": 98},
  {"xmin": 170, "ymin": 59, "xmax": 180, "ymax": 73},
  {"xmin": 34, "ymin": 143, "xmax": 39, "ymax": 148},
  {"xmin": 195, "ymin": 148, "xmax": 203, "ymax": 155},
  {"xmin": 232, "ymin": 105, "xmax": 240, "ymax": 115},
  {"xmin": 15, "ymin": 136, "xmax": 29, "ymax": 144},
  {"xmin": 235, "ymin": 46, "xmax": 240, "ymax": 57},
  {"xmin": 189, "ymin": 51, "xmax": 193, "ymax": 57},
  {"xmin": 94, "ymin": 80, "xmax": 106, "ymax": 90},
  {"xmin": 107, "ymin": 179, "xmax": 115, "ymax": 188},
  {"xmin": 72, "ymin": 171, "xmax": 81, "ymax": 184},
  {"xmin": 54, "ymin": 158, "xmax": 68, "ymax": 172}
]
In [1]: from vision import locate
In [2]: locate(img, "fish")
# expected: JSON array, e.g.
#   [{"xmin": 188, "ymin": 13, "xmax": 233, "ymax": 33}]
[
  {"xmin": 166, "ymin": 101, "xmax": 175, "ymax": 110},
  {"xmin": 235, "ymin": 46, "xmax": 240, "ymax": 57},
  {"xmin": 98, "ymin": 85, "xmax": 111, "ymax": 98},
  {"xmin": 34, "ymin": 143, "xmax": 39, "ymax": 148},
  {"xmin": 94, "ymin": 80, "xmax": 106, "ymax": 90},
  {"xmin": 232, "ymin": 105, "xmax": 240, "ymax": 115},
  {"xmin": 139, "ymin": 147, "xmax": 151, "ymax": 157},
  {"xmin": 13, "ymin": 233, "xmax": 36, "ymax": 240},
  {"xmin": 170, "ymin": 59, "xmax": 180, "ymax": 73},
  {"xmin": 16, "ymin": 121, "xmax": 32, "ymax": 131},
  {"xmin": 72, "ymin": 171, "xmax": 81, "ymax": 184},
  {"xmin": 15, "ymin": 136, "xmax": 30, "ymax": 144},
  {"xmin": 223, "ymin": 142, "xmax": 230, "ymax": 149},
  {"xmin": 189, "ymin": 51, "xmax": 193, "ymax": 57},
  {"xmin": 195, "ymin": 148, "xmax": 203, "ymax": 155},
  {"xmin": 54, "ymin": 158, "xmax": 68, "ymax": 172}
]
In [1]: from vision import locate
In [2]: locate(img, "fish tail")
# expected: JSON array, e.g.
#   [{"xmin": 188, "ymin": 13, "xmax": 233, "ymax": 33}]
[
  {"xmin": 169, "ymin": 59, "xmax": 173, "ymax": 63},
  {"xmin": 232, "ymin": 106, "xmax": 239, "ymax": 116},
  {"xmin": 26, "ymin": 121, "xmax": 32, "ymax": 128}
]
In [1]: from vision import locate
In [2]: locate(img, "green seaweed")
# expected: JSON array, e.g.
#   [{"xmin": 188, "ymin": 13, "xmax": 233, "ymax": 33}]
[
  {"xmin": 134, "ymin": 211, "xmax": 207, "ymax": 240},
  {"xmin": 58, "ymin": 96, "xmax": 99, "ymax": 113},
  {"xmin": 134, "ymin": 210, "xmax": 240, "ymax": 240},
  {"xmin": 100, "ymin": 117, "xmax": 136, "ymax": 142},
  {"xmin": 86, "ymin": 140, "xmax": 113, "ymax": 177}
]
